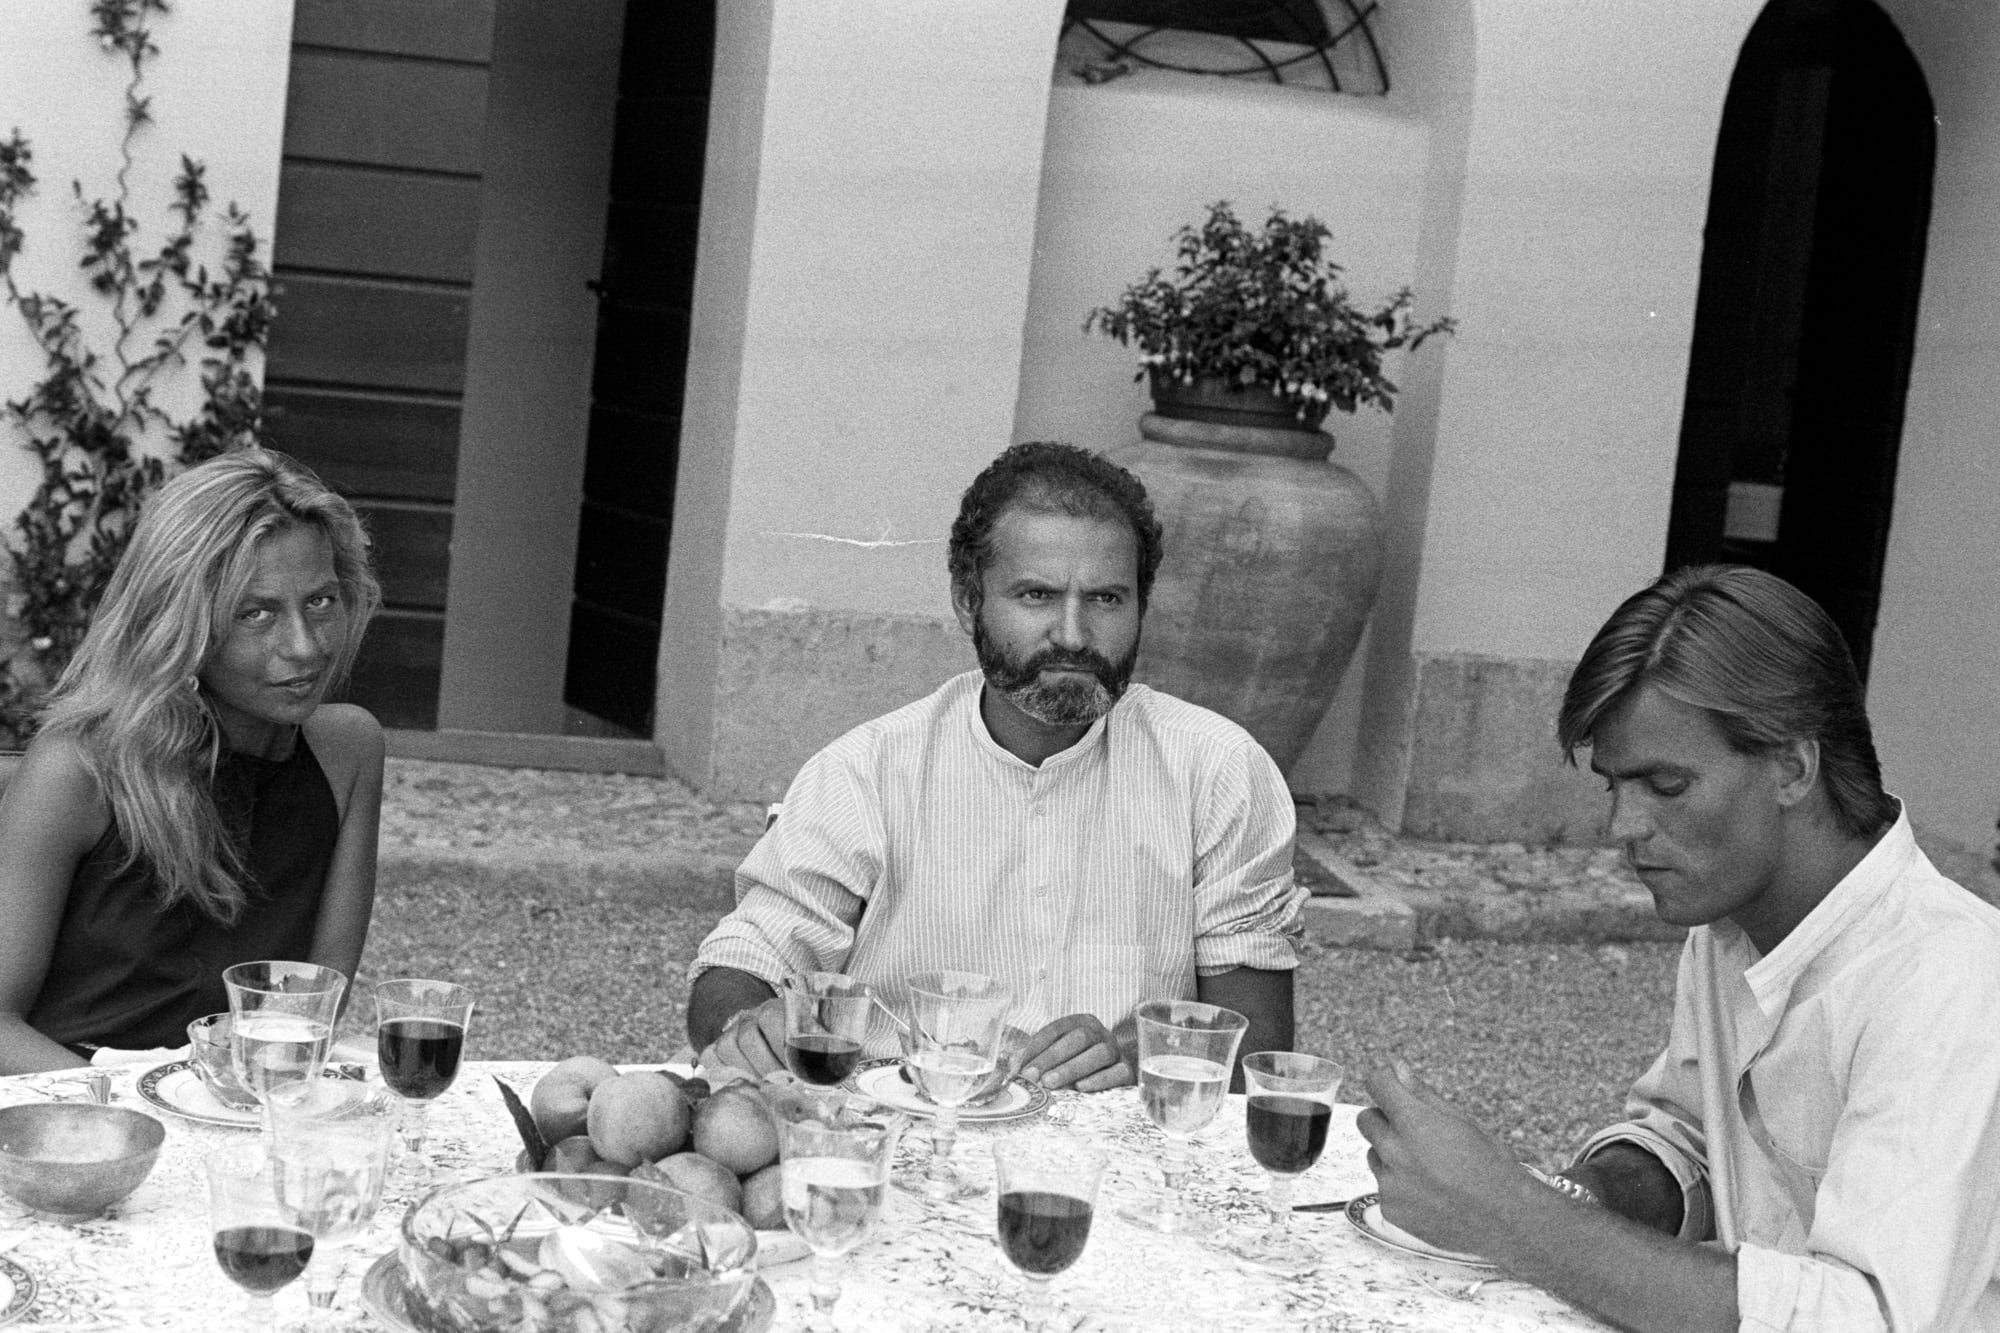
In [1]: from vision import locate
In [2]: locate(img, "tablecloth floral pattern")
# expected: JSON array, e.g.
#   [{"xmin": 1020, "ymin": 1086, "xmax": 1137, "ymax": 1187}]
[{"xmin": 0, "ymin": 1063, "xmax": 1611, "ymax": 1332}]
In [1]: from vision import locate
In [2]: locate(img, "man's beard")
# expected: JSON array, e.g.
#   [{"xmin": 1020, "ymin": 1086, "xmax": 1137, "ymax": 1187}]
[{"xmin": 972, "ymin": 612, "xmax": 1138, "ymax": 728}]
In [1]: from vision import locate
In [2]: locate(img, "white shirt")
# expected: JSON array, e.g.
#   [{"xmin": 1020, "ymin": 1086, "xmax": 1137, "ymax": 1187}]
[
  {"xmin": 691, "ymin": 671, "xmax": 1305, "ymax": 1052},
  {"xmin": 1578, "ymin": 807, "xmax": 2000, "ymax": 1332}
]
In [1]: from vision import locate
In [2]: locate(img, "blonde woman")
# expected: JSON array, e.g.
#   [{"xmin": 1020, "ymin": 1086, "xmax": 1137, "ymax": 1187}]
[{"xmin": 0, "ymin": 447, "xmax": 384, "ymax": 1073}]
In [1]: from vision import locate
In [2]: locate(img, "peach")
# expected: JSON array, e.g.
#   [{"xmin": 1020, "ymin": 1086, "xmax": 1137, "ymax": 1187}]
[
  {"xmin": 530, "ymin": 1055, "xmax": 618, "ymax": 1145},
  {"xmin": 586, "ymin": 1072, "xmax": 692, "ymax": 1168}
]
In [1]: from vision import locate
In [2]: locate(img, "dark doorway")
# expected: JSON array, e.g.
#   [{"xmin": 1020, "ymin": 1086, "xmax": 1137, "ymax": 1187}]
[
  {"xmin": 561, "ymin": 1, "xmax": 715, "ymax": 735},
  {"xmin": 1664, "ymin": 0, "xmax": 1933, "ymax": 679}
]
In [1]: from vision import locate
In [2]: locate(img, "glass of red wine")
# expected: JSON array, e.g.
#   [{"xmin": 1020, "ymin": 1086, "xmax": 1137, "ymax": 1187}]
[
  {"xmin": 782, "ymin": 972, "xmax": 875, "ymax": 1086},
  {"xmin": 207, "ymin": 1142, "xmax": 313, "ymax": 1331},
  {"xmin": 992, "ymin": 1130, "xmax": 1107, "ymax": 1332},
  {"xmin": 1225, "ymin": 1050, "xmax": 1344, "ymax": 1274},
  {"xmin": 372, "ymin": 978, "xmax": 473, "ymax": 1181}
]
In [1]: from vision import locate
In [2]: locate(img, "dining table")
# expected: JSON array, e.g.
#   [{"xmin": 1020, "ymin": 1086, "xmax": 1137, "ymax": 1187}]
[{"xmin": 0, "ymin": 1059, "xmax": 1615, "ymax": 1332}]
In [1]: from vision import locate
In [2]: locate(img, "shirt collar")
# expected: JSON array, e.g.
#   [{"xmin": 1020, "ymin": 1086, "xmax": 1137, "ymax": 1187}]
[{"xmin": 1740, "ymin": 800, "xmax": 1916, "ymax": 1013}]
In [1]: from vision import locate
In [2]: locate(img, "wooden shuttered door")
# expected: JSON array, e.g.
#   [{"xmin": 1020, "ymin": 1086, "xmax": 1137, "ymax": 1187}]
[{"xmin": 263, "ymin": 2, "xmax": 495, "ymax": 729}]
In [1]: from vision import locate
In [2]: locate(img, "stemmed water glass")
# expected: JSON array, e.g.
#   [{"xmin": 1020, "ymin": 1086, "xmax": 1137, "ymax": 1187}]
[
  {"xmin": 1118, "ymin": 999, "xmax": 1248, "ymax": 1234},
  {"xmin": 222, "ymin": 961, "xmax": 346, "ymax": 1139},
  {"xmin": 268, "ymin": 1081, "xmax": 397, "ymax": 1323},
  {"xmin": 782, "ymin": 972, "xmax": 876, "ymax": 1086},
  {"xmin": 373, "ymin": 978, "xmax": 474, "ymax": 1181},
  {"xmin": 902, "ymin": 970, "xmax": 1012, "ymax": 1200},
  {"xmin": 992, "ymin": 1130, "xmax": 1107, "ymax": 1332},
  {"xmin": 1225, "ymin": 1050, "xmax": 1344, "ymax": 1274},
  {"xmin": 776, "ymin": 1091, "xmax": 907, "ymax": 1332},
  {"xmin": 207, "ymin": 1142, "xmax": 314, "ymax": 1331}
]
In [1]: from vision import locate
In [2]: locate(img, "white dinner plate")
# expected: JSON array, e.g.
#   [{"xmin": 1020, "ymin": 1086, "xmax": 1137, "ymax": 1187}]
[
  {"xmin": 1344, "ymin": 1193, "xmax": 1495, "ymax": 1270},
  {"xmin": 0, "ymin": 1254, "xmax": 37, "ymax": 1327},
  {"xmin": 134, "ymin": 1060, "xmax": 351, "ymax": 1129},
  {"xmin": 845, "ymin": 1057, "xmax": 1049, "ymax": 1124}
]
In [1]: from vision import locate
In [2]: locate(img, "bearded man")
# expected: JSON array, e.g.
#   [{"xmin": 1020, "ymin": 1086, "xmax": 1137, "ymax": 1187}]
[{"xmin": 687, "ymin": 442, "xmax": 1306, "ymax": 1091}]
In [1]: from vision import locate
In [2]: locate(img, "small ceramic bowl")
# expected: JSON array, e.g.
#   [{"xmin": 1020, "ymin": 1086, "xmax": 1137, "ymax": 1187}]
[
  {"xmin": 186, "ymin": 1012, "xmax": 259, "ymax": 1109},
  {"xmin": 0, "ymin": 1102, "xmax": 165, "ymax": 1222}
]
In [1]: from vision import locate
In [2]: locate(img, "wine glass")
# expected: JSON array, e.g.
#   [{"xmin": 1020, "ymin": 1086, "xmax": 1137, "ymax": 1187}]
[
  {"xmin": 992, "ymin": 1130, "xmax": 1107, "ymax": 1332},
  {"xmin": 1117, "ymin": 999, "xmax": 1248, "ymax": 1234},
  {"xmin": 1225, "ymin": 1050, "xmax": 1344, "ymax": 1273},
  {"xmin": 268, "ymin": 1081, "xmax": 397, "ymax": 1322},
  {"xmin": 207, "ymin": 1142, "xmax": 313, "ymax": 1331},
  {"xmin": 222, "ymin": 961, "xmax": 346, "ymax": 1138},
  {"xmin": 782, "ymin": 972, "xmax": 875, "ymax": 1086},
  {"xmin": 902, "ymin": 970, "xmax": 1012, "ymax": 1200},
  {"xmin": 776, "ymin": 1090, "xmax": 907, "ymax": 1332},
  {"xmin": 372, "ymin": 978, "xmax": 474, "ymax": 1180}
]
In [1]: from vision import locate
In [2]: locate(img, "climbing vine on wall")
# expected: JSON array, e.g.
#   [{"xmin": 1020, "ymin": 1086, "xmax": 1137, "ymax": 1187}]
[{"xmin": 0, "ymin": 0, "xmax": 276, "ymax": 742}]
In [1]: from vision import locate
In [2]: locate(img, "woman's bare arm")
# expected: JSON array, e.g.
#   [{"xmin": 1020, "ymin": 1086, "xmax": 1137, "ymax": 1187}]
[
  {"xmin": 300, "ymin": 705, "xmax": 384, "ymax": 993},
  {"xmin": 0, "ymin": 736, "xmax": 111, "ymax": 1073}
]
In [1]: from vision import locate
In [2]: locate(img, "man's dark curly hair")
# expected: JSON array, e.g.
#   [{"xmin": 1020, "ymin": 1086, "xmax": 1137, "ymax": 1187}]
[{"xmin": 948, "ymin": 442, "xmax": 1164, "ymax": 612}]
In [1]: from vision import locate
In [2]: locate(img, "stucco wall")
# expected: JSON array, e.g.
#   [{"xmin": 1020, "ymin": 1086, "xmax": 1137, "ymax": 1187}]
[
  {"xmin": 0, "ymin": 2, "xmax": 293, "ymax": 516},
  {"xmin": 1866, "ymin": 1, "xmax": 2000, "ymax": 855},
  {"xmin": 1354, "ymin": 0, "xmax": 1765, "ymax": 838}
]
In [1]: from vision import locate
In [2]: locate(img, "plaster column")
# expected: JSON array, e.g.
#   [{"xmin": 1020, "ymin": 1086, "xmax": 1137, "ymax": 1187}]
[{"xmin": 659, "ymin": 0, "xmax": 1066, "ymax": 798}]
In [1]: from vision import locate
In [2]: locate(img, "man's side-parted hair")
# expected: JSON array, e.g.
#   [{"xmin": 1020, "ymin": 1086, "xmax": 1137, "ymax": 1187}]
[
  {"xmin": 1557, "ymin": 564, "xmax": 1896, "ymax": 841},
  {"xmin": 39, "ymin": 447, "xmax": 382, "ymax": 923},
  {"xmin": 948, "ymin": 442, "xmax": 1164, "ymax": 611}
]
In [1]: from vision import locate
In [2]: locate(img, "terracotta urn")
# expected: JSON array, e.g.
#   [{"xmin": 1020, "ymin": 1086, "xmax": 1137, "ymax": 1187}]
[{"xmin": 1113, "ymin": 375, "xmax": 1384, "ymax": 773}]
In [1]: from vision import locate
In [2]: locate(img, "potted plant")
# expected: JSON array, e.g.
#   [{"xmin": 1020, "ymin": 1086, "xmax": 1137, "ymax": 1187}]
[
  {"xmin": 1087, "ymin": 200, "xmax": 1453, "ymax": 434},
  {"xmin": 1084, "ymin": 202, "xmax": 1454, "ymax": 771}
]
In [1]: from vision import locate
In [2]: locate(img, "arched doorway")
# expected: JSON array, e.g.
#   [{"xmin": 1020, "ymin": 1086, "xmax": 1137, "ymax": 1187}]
[{"xmin": 1664, "ymin": 0, "xmax": 1934, "ymax": 679}]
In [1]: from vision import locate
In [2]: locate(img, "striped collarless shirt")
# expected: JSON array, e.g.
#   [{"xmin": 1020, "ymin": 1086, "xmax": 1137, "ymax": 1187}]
[{"xmin": 692, "ymin": 670, "xmax": 1306, "ymax": 1054}]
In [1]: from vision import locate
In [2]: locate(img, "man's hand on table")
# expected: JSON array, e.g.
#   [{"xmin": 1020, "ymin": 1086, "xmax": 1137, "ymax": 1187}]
[
  {"xmin": 700, "ymin": 997, "xmax": 787, "ymax": 1078},
  {"xmin": 1018, "ymin": 1013, "xmax": 1133, "ymax": 1092},
  {"xmin": 1356, "ymin": 1059, "xmax": 1542, "ymax": 1257}
]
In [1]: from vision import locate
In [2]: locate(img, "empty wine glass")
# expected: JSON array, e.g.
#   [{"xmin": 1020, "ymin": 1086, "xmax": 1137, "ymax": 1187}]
[
  {"xmin": 902, "ymin": 970, "xmax": 1012, "ymax": 1200},
  {"xmin": 268, "ymin": 1081, "xmax": 397, "ymax": 1322},
  {"xmin": 373, "ymin": 978, "xmax": 474, "ymax": 1181},
  {"xmin": 993, "ymin": 1130, "xmax": 1107, "ymax": 1332},
  {"xmin": 207, "ymin": 1142, "xmax": 313, "ymax": 1331},
  {"xmin": 1225, "ymin": 1050, "xmax": 1344, "ymax": 1274},
  {"xmin": 776, "ymin": 1090, "xmax": 907, "ymax": 1332},
  {"xmin": 222, "ymin": 960, "xmax": 346, "ymax": 1139},
  {"xmin": 783, "ymin": 972, "xmax": 876, "ymax": 1086},
  {"xmin": 1118, "ymin": 999, "xmax": 1248, "ymax": 1234}
]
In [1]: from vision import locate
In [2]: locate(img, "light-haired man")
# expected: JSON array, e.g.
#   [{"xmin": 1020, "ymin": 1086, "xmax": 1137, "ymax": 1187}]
[
  {"xmin": 687, "ymin": 442, "xmax": 1306, "ymax": 1091},
  {"xmin": 1360, "ymin": 565, "xmax": 2000, "ymax": 1331}
]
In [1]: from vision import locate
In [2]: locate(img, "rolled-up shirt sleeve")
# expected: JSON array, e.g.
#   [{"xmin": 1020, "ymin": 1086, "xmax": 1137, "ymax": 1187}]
[
  {"xmin": 690, "ymin": 749, "xmax": 883, "ymax": 990},
  {"xmin": 1575, "ymin": 936, "xmax": 1716, "ymax": 1244},
  {"xmin": 1190, "ymin": 737, "xmax": 1306, "ymax": 975}
]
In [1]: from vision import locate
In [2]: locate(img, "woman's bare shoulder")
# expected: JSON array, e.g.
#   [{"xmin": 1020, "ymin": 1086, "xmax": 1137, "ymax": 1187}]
[
  {"xmin": 1, "ymin": 732, "xmax": 110, "ymax": 843},
  {"xmin": 302, "ymin": 705, "xmax": 385, "ymax": 799}
]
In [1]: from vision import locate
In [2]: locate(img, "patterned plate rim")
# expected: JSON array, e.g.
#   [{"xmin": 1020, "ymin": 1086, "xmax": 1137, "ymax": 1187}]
[
  {"xmin": 134, "ymin": 1060, "xmax": 347, "ymax": 1129},
  {"xmin": 844, "ymin": 1057, "xmax": 1050, "ymax": 1123},
  {"xmin": 360, "ymin": 1251, "xmax": 776, "ymax": 1332},
  {"xmin": 1343, "ymin": 1193, "xmax": 1496, "ymax": 1271},
  {"xmin": 0, "ymin": 1254, "xmax": 37, "ymax": 1327}
]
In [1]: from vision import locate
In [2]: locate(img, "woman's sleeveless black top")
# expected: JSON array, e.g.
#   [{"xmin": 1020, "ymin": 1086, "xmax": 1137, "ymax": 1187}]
[{"xmin": 25, "ymin": 736, "xmax": 339, "ymax": 1050}]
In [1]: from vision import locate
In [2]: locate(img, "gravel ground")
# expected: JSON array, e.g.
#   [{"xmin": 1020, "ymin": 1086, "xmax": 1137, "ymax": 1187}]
[{"xmin": 358, "ymin": 758, "xmax": 1687, "ymax": 1166}]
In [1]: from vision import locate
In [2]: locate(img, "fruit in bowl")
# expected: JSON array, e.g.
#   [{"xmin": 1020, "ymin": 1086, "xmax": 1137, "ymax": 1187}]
[{"xmin": 399, "ymin": 1172, "xmax": 757, "ymax": 1332}]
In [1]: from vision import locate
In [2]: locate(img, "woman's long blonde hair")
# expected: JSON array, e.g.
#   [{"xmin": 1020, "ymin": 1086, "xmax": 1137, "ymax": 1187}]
[{"xmin": 38, "ymin": 447, "xmax": 381, "ymax": 922}]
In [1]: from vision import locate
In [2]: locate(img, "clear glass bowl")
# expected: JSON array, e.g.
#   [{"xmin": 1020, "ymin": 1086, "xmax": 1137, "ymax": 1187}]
[{"xmin": 399, "ymin": 1172, "xmax": 758, "ymax": 1333}]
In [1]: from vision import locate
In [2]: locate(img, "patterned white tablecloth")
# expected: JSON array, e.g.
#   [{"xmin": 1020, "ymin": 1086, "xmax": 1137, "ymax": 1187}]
[{"xmin": 0, "ymin": 1062, "xmax": 1611, "ymax": 1331}]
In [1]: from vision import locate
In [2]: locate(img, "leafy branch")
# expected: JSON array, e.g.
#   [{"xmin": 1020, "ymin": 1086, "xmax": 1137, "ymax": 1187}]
[{"xmin": 0, "ymin": 0, "xmax": 276, "ymax": 740}]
